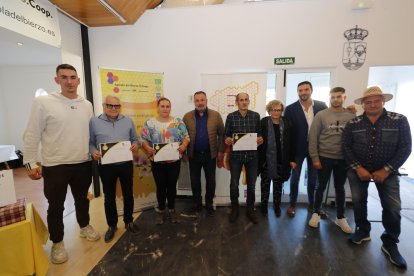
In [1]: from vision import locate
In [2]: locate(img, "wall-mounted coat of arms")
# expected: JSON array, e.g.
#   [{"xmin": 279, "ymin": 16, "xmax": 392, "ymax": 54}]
[{"xmin": 342, "ymin": 25, "xmax": 369, "ymax": 70}]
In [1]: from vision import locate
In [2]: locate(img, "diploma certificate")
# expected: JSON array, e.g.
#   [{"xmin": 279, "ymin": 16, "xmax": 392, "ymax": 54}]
[
  {"xmin": 100, "ymin": 141, "xmax": 133, "ymax": 165},
  {"xmin": 232, "ymin": 133, "xmax": 257, "ymax": 151},
  {"xmin": 153, "ymin": 142, "xmax": 179, "ymax": 162}
]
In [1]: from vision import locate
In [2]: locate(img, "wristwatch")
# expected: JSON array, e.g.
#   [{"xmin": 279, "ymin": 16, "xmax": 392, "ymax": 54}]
[
  {"xmin": 383, "ymin": 166, "xmax": 392, "ymax": 173},
  {"xmin": 24, "ymin": 162, "xmax": 39, "ymax": 171}
]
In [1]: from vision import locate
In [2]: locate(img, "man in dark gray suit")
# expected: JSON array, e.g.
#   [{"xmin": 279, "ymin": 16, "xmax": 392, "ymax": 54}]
[{"xmin": 283, "ymin": 81, "xmax": 327, "ymax": 217}]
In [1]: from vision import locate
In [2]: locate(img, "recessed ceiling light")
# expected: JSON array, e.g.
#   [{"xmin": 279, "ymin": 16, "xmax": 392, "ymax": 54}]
[{"xmin": 17, "ymin": 42, "xmax": 23, "ymax": 46}]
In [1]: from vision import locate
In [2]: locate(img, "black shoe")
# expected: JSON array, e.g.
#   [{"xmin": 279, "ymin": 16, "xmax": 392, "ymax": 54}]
[
  {"xmin": 273, "ymin": 205, "xmax": 281, "ymax": 217},
  {"xmin": 104, "ymin": 226, "xmax": 117, "ymax": 243},
  {"xmin": 260, "ymin": 203, "xmax": 268, "ymax": 216},
  {"xmin": 381, "ymin": 244, "xmax": 407, "ymax": 269},
  {"xmin": 246, "ymin": 208, "xmax": 258, "ymax": 224},
  {"xmin": 126, "ymin": 222, "xmax": 139, "ymax": 234},
  {"xmin": 191, "ymin": 204, "xmax": 202, "ymax": 213},
  {"xmin": 206, "ymin": 206, "xmax": 215, "ymax": 217},
  {"xmin": 229, "ymin": 203, "xmax": 239, "ymax": 223},
  {"xmin": 348, "ymin": 230, "xmax": 371, "ymax": 245}
]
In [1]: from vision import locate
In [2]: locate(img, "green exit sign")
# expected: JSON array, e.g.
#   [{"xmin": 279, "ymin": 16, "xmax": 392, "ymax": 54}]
[{"xmin": 274, "ymin": 57, "xmax": 295, "ymax": 65}]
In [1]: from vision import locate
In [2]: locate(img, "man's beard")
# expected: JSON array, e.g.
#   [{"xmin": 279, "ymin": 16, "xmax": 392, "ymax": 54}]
[{"xmin": 197, "ymin": 106, "xmax": 206, "ymax": 112}]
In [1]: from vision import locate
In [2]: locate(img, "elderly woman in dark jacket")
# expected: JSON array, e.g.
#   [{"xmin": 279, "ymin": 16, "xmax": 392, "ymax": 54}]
[{"xmin": 258, "ymin": 100, "xmax": 295, "ymax": 217}]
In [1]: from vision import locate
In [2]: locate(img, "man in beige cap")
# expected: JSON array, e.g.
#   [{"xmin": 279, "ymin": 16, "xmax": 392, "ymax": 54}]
[{"xmin": 343, "ymin": 86, "xmax": 412, "ymax": 269}]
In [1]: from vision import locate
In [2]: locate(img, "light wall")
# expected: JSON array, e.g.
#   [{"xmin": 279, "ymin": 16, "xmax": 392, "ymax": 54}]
[
  {"xmin": 0, "ymin": 86, "xmax": 8, "ymax": 143},
  {"xmin": 0, "ymin": 11, "xmax": 84, "ymax": 151},
  {"xmin": 88, "ymin": 0, "xmax": 414, "ymax": 116},
  {"xmin": 0, "ymin": 66, "xmax": 57, "ymax": 150}
]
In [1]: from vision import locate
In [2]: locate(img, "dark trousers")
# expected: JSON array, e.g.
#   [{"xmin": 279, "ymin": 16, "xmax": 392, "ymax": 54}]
[
  {"xmin": 151, "ymin": 160, "xmax": 181, "ymax": 210},
  {"xmin": 260, "ymin": 163, "xmax": 283, "ymax": 206},
  {"xmin": 43, "ymin": 161, "xmax": 92, "ymax": 243},
  {"xmin": 229, "ymin": 156, "xmax": 258, "ymax": 206},
  {"xmin": 314, "ymin": 157, "xmax": 347, "ymax": 218},
  {"xmin": 289, "ymin": 153, "xmax": 318, "ymax": 205},
  {"xmin": 189, "ymin": 151, "xmax": 217, "ymax": 207},
  {"xmin": 99, "ymin": 161, "xmax": 134, "ymax": 227}
]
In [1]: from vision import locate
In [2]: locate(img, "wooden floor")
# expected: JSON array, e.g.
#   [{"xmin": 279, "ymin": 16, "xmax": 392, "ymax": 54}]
[
  {"xmin": 13, "ymin": 168, "xmax": 141, "ymax": 276},
  {"xmin": 12, "ymin": 167, "xmax": 414, "ymax": 275}
]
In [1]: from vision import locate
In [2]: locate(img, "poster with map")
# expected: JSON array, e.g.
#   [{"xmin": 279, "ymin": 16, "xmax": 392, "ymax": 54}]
[{"xmin": 200, "ymin": 73, "xmax": 267, "ymax": 205}]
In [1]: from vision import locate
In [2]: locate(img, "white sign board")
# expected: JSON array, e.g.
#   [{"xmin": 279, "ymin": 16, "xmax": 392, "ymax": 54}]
[
  {"xmin": 0, "ymin": 0, "xmax": 61, "ymax": 48},
  {"xmin": 0, "ymin": 170, "xmax": 17, "ymax": 207}
]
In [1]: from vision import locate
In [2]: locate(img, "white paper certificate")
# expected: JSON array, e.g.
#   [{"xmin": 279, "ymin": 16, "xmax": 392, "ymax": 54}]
[
  {"xmin": 153, "ymin": 142, "xmax": 179, "ymax": 162},
  {"xmin": 232, "ymin": 133, "xmax": 257, "ymax": 151},
  {"xmin": 100, "ymin": 141, "xmax": 133, "ymax": 165}
]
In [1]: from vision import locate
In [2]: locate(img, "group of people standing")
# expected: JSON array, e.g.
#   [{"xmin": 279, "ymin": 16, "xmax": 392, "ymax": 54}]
[{"xmin": 23, "ymin": 64, "xmax": 411, "ymax": 269}]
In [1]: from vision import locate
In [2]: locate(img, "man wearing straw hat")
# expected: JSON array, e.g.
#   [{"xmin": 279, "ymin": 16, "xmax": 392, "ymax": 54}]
[{"xmin": 343, "ymin": 86, "xmax": 412, "ymax": 269}]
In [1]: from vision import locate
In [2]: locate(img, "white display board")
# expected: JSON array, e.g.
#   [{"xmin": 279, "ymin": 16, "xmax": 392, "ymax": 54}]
[
  {"xmin": 180, "ymin": 72, "xmax": 267, "ymax": 205},
  {"xmin": 0, "ymin": 170, "xmax": 17, "ymax": 207}
]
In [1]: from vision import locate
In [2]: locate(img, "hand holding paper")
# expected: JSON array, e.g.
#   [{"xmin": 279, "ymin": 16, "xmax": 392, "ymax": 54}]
[
  {"xmin": 100, "ymin": 141, "xmax": 133, "ymax": 165},
  {"xmin": 153, "ymin": 142, "xmax": 180, "ymax": 162},
  {"xmin": 232, "ymin": 133, "xmax": 257, "ymax": 151}
]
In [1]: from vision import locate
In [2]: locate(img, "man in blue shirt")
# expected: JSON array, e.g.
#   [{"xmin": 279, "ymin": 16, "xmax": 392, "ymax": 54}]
[
  {"xmin": 343, "ymin": 86, "xmax": 412, "ymax": 269},
  {"xmin": 224, "ymin": 92, "xmax": 263, "ymax": 224},
  {"xmin": 89, "ymin": 95, "xmax": 139, "ymax": 242}
]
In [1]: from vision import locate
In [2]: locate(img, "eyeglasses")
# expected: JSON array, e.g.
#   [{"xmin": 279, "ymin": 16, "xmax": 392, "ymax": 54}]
[
  {"xmin": 105, "ymin": 104, "xmax": 121, "ymax": 110},
  {"xmin": 270, "ymin": 109, "xmax": 282, "ymax": 112}
]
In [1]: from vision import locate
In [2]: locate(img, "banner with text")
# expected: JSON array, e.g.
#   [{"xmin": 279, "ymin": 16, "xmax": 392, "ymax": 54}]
[
  {"xmin": 100, "ymin": 67, "xmax": 163, "ymax": 211},
  {"xmin": 0, "ymin": 0, "xmax": 61, "ymax": 48}
]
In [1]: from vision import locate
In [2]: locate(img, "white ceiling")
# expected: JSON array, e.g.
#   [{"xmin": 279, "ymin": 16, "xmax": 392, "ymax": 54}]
[{"xmin": 0, "ymin": 27, "xmax": 60, "ymax": 67}]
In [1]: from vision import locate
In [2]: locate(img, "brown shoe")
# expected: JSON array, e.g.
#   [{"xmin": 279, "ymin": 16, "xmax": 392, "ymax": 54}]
[
  {"xmin": 168, "ymin": 209, "xmax": 178, "ymax": 223},
  {"xmin": 287, "ymin": 204, "xmax": 296, "ymax": 217},
  {"xmin": 155, "ymin": 209, "xmax": 165, "ymax": 225},
  {"xmin": 320, "ymin": 210, "xmax": 329, "ymax": 219}
]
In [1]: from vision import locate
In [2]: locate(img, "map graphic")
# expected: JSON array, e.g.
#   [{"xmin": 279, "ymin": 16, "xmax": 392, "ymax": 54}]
[{"xmin": 209, "ymin": 81, "xmax": 259, "ymax": 115}]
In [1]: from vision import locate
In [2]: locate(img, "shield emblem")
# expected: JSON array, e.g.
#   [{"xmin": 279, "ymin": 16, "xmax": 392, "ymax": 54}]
[{"xmin": 343, "ymin": 41, "xmax": 367, "ymax": 70}]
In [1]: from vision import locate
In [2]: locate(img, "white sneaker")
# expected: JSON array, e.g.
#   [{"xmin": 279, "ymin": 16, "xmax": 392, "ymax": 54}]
[
  {"xmin": 80, "ymin": 225, "xmax": 101, "ymax": 241},
  {"xmin": 308, "ymin": 213, "xmax": 320, "ymax": 228},
  {"xmin": 335, "ymin": 218, "xmax": 353, "ymax": 234},
  {"xmin": 51, "ymin": 241, "xmax": 68, "ymax": 264}
]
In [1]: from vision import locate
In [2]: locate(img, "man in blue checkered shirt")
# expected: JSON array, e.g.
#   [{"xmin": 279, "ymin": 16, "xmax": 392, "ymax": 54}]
[
  {"xmin": 224, "ymin": 92, "xmax": 263, "ymax": 224},
  {"xmin": 343, "ymin": 86, "xmax": 412, "ymax": 269}
]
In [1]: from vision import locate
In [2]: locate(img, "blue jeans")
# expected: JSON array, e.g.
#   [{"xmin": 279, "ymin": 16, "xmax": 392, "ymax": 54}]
[
  {"xmin": 189, "ymin": 151, "xmax": 217, "ymax": 207},
  {"xmin": 314, "ymin": 157, "xmax": 346, "ymax": 218},
  {"xmin": 229, "ymin": 156, "xmax": 258, "ymax": 206},
  {"xmin": 289, "ymin": 154, "xmax": 318, "ymax": 205},
  {"xmin": 347, "ymin": 170, "xmax": 401, "ymax": 245}
]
